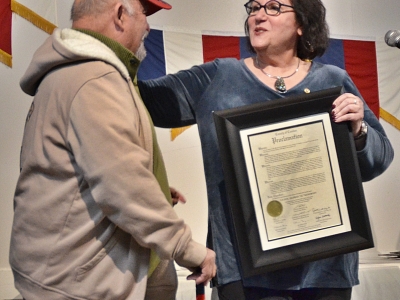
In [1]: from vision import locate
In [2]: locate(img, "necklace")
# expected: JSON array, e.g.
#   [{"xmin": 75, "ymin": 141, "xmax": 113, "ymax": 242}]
[{"xmin": 255, "ymin": 57, "xmax": 300, "ymax": 93}]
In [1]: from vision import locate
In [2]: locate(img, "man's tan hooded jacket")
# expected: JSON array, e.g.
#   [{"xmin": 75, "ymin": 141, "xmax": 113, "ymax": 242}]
[{"xmin": 9, "ymin": 28, "xmax": 206, "ymax": 300}]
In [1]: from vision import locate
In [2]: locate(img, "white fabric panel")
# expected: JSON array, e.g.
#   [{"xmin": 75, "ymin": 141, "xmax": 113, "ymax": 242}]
[
  {"xmin": 352, "ymin": 265, "xmax": 400, "ymax": 300},
  {"xmin": 15, "ymin": 0, "xmax": 57, "ymax": 24},
  {"xmin": 376, "ymin": 40, "xmax": 400, "ymax": 120},
  {"xmin": 163, "ymin": 31, "xmax": 204, "ymax": 74},
  {"xmin": 148, "ymin": 0, "xmax": 400, "ymax": 40}
]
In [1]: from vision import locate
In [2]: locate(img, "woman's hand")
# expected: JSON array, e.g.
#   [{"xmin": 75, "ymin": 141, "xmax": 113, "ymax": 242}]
[{"xmin": 331, "ymin": 93, "xmax": 364, "ymax": 137}]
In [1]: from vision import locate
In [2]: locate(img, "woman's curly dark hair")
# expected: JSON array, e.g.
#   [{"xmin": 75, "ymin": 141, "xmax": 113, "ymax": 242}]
[{"xmin": 244, "ymin": 0, "xmax": 330, "ymax": 60}]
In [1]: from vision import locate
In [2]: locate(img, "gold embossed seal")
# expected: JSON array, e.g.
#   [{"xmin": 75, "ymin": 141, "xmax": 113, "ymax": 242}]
[{"xmin": 266, "ymin": 200, "xmax": 283, "ymax": 217}]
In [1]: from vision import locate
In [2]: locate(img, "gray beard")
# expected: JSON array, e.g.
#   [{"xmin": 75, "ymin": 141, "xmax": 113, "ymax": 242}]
[
  {"xmin": 135, "ymin": 32, "xmax": 149, "ymax": 61},
  {"xmin": 135, "ymin": 41, "xmax": 147, "ymax": 61}
]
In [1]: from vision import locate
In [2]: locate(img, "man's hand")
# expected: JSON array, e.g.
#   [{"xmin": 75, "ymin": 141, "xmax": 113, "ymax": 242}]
[
  {"xmin": 186, "ymin": 248, "xmax": 217, "ymax": 285},
  {"xmin": 170, "ymin": 187, "xmax": 187, "ymax": 206}
]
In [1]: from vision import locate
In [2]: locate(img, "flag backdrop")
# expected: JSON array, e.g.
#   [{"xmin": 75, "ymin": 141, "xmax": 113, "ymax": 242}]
[
  {"xmin": 1, "ymin": 3, "xmax": 399, "ymax": 131},
  {"xmin": 139, "ymin": 31, "xmax": 380, "ymax": 115},
  {"xmin": 0, "ymin": 0, "xmax": 56, "ymax": 67},
  {"xmin": 138, "ymin": 29, "xmax": 400, "ymax": 136}
]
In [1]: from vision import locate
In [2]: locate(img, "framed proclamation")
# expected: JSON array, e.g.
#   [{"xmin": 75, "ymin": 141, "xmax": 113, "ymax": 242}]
[{"xmin": 213, "ymin": 86, "xmax": 373, "ymax": 277}]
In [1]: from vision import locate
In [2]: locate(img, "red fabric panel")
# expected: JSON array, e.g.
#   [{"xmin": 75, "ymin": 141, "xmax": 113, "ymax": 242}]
[
  {"xmin": 0, "ymin": 0, "xmax": 12, "ymax": 54},
  {"xmin": 343, "ymin": 40, "xmax": 379, "ymax": 118},
  {"xmin": 202, "ymin": 35, "xmax": 240, "ymax": 63}
]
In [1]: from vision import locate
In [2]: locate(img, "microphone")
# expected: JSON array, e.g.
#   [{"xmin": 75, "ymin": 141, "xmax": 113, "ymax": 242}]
[{"xmin": 385, "ymin": 30, "xmax": 400, "ymax": 48}]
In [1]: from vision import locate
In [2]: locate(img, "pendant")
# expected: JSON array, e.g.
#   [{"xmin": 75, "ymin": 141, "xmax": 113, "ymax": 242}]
[{"xmin": 274, "ymin": 77, "xmax": 287, "ymax": 93}]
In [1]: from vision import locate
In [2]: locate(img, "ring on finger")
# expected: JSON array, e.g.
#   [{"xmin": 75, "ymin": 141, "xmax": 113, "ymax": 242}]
[{"xmin": 354, "ymin": 99, "xmax": 357, "ymax": 105}]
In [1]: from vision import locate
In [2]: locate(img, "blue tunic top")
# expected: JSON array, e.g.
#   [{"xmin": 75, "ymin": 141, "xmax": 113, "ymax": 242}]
[{"xmin": 139, "ymin": 58, "xmax": 393, "ymax": 289}]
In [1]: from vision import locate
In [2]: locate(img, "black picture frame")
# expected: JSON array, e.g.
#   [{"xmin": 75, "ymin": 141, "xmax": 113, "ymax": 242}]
[{"xmin": 213, "ymin": 86, "xmax": 373, "ymax": 277}]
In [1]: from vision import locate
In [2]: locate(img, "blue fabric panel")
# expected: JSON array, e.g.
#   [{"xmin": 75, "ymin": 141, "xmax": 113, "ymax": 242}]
[
  {"xmin": 240, "ymin": 36, "xmax": 253, "ymax": 59},
  {"xmin": 314, "ymin": 38, "xmax": 345, "ymax": 70},
  {"xmin": 138, "ymin": 29, "xmax": 166, "ymax": 80}
]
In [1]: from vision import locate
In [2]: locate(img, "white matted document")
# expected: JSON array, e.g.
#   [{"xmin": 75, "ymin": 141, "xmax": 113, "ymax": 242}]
[{"xmin": 240, "ymin": 113, "xmax": 351, "ymax": 251}]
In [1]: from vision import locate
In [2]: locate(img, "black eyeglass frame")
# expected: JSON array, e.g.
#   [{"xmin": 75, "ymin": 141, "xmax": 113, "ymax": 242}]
[{"xmin": 244, "ymin": 0, "xmax": 294, "ymax": 16}]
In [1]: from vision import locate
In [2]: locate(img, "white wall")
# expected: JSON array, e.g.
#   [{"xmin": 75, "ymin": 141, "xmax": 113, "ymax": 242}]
[{"xmin": 1, "ymin": 0, "xmax": 400, "ymax": 298}]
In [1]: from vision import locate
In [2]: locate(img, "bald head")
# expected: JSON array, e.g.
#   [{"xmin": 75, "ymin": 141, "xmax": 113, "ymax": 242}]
[
  {"xmin": 71, "ymin": 0, "xmax": 134, "ymax": 23},
  {"xmin": 70, "ymin": 0, "xmax": 150, "ymax": 59}
]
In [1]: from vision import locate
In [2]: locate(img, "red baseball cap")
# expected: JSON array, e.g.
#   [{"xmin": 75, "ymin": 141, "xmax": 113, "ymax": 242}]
[{"xmin": 145, "ymin": 0, "xmax": 172, "ymax": 16}]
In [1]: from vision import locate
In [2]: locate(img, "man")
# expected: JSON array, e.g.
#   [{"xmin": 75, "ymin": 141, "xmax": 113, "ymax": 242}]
[{"xmin": 9, "ymin": 0, "xmax": 216, "ymax": 299}]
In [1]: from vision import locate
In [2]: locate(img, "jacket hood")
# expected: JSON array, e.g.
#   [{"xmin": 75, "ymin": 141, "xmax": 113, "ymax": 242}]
[{"xmin": 20, "ymin": 28, "xmax": 130, "ymax": 96}]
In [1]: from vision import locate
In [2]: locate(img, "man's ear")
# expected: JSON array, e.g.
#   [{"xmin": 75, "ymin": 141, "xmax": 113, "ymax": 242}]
[{"xmin": 113, "ymin": 3, "xmax": 125, "ymax": 31}]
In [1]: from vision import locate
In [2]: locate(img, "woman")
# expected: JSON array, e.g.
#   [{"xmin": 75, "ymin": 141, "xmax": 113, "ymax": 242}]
[{"xmin": 138, "ymin": 0, "xmax": 394, "ymax": 299}]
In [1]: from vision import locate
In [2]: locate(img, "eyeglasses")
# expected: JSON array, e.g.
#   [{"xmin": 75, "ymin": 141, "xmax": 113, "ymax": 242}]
[{"xmin": 244, "ymin": 0, "xmax": 294, "ymax": 16}]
